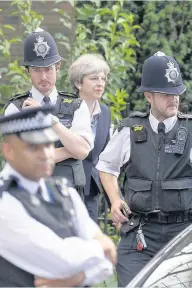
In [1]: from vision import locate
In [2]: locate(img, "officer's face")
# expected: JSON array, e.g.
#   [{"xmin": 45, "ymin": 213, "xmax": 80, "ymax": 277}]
[
  {"xmin": 28, "ymin": 64, "xmax": 60, "ymax": 95},
  {"xmin": 145, "ymin": 92, "xmax": 179, "ymax": 121},
  {"xmin": 78, "ymin": 72, "xmax": 107, "ymax": 100},
  {"xmin": 2, "ymin": 135, "xmax": 55, "ymax": 181}
]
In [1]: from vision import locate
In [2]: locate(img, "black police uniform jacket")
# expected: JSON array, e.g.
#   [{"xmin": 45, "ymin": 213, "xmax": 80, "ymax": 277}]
[
  {"xmin": 5, "ymin": 92, "xmax": 86, "ymax": 189},
  {"xmin": 0, "ymin": 177, "xmax": 76, "ymax": 287},
  {"xmin": 120, "ymin": 112, "xmax": 192, "ymax": 214}
]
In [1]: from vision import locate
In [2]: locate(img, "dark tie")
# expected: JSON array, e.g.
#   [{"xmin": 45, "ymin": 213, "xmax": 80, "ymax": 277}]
[
  {"xmin": 158, "ymin": 122, "xmax": 165, "ymax": 135},
  {"xmin": 37, "ymin": 185, "xmax": 54, "ymax": 202},
  {"xmin": 36, "ymin": 186, "xmax": 43, "ymax": 199},
  {"xmin": 158, "ymin": 122, "xmax": 165, "ymax": 150},
  {"xmin": 43, "ymin": 96, "xmax": 51, "ymax": 106}
]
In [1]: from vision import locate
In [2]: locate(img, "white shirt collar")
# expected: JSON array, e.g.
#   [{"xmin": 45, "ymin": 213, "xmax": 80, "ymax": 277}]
[
  {"xmin": 1, "ymin": 163, "xmax": 42, "ymax": 195},
  {"xmin": 149, "ymin": 111, "xmax": 177, "ymax": 134},
  {"xmin": 30, "ymin": 86, "xmax": 58, "ymax": 105},
  {"xmin": 92, "ymin": 101, "xmax": 101, "ymax": 117}
]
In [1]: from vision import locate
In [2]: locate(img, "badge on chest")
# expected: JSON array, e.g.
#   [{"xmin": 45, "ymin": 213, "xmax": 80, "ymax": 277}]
[{"xmin": 131, "ymin": 125, "xmax": 147, "ymax": 143}]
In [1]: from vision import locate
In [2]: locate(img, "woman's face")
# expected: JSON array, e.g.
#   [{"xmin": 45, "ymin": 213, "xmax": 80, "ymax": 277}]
[{"xmin": 78, "ymin": 71, "xmax": 107, "ymax": 101}]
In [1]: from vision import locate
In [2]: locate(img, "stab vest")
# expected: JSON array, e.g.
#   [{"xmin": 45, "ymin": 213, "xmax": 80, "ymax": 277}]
[
  {"xmin": 0, "ymin": 177, "xmax": 76, "ymax": 287},
  {"xmin": 119, "ymin": 112, "xmax": 192, "ymax": 214},
  {"xmin": 5, "ymin": 92, "xmax": 86, "ymax": 188}
]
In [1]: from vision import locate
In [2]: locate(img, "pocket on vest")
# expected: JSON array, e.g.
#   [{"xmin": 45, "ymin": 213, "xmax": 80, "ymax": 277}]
[
  {"xmin": 126, "ymin": 178, "xmax": 152, "ymax": 212},
  {"xmin": 54, "ymin": 160, "xmax": 86, "ymax": 187},
  {"xmin": 161, "ymin": 178, "xmax": 192, "ymax": 212}
]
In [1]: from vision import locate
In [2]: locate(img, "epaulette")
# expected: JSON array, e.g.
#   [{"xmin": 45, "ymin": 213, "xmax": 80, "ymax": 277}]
[
  {"xmin": 118, "ymin": 117, "xmax": 132, "ymax": 132},
  {"xmin": 178, "ymin": 112, "xmax": 192, "ymax": 119},
  {"xmin": 0, "ymin": 177, "xmax": 17, "ymax": 198},
  {"xmin": 129, "ymin": 111, "xmax": 149, "ymax": 118},
  {"xmin": 7, "ymin": 91, "xmax": 30, "ymax": 103},
  {"xmin": 58, "ymin": 91, "xmax": 78, "ymax": 99},
  {"xmin": 4, "ymin": 91, "xmax": 30, "ymax": 110}
]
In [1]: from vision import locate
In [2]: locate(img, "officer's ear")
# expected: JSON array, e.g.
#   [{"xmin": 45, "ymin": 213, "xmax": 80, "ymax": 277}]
[
  {"xmin": 144, "ymin": 92, "xmax": 153, "ymax": 104},
  {"xmin": 55, "ymin": 62, "xmax": 61, "ymax": 73},
  {"xmin": 1, "ymin": 138, "xmax": 14, "ymax": 162}
]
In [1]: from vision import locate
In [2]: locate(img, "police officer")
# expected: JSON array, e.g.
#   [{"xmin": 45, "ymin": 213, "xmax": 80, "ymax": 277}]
[
  {"xmin": 4, "ymin": 27, "xmax": 93, "ymax": 195},
  {"xmin": 96, "ymin": 51, "xmax": 192, "ymax": 286},
  {"xmin": 0, "ymin": 106, "xmax": 116, "ymax": 287}
]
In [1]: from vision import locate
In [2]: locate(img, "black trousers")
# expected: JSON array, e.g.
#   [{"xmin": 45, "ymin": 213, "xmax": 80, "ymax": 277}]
[
  {"xmin": 84, "ymin": 178, "xmax": 99, "ymax": 223},
  {"xmin": 116, "ymin": 219, "xmax": 192, "ymax": 287}
]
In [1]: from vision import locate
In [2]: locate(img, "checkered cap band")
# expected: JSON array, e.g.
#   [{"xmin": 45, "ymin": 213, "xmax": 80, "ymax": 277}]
[{"xmin": 0, "ymin": 111, "xmax": 52, "ymax": 135}]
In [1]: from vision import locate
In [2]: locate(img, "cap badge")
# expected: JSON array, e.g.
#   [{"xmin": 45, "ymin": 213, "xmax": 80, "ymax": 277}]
[
  {"xmin": 33, "ymin": 36, "xmax": 50, "ymax": 59},
  {"xmin": 154, "ymin": 51, "xmax": 165, "ymax": 57},
  {"xmin": 165, "ymin": 61, "xmax": 179, "ymax": 83}
]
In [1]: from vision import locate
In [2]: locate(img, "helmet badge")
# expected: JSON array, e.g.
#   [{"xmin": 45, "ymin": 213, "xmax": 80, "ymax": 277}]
[
  {"xmin": 165, "ymin": 61, "xmax": 179, "ymax": 83},
  {"xmin": 33, "ymin": 36, "xmax": 50, "ymax": 59},
  {"xmin": 154, "ymin": 51, "xmax": 165, "ymax": 57}
]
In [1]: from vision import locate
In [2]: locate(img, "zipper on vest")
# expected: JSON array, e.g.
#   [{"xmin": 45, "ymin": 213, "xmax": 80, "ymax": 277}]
[
  {"xmin": 156, "ymin": 136, "xmax": 164, "ymax": 209},
  {"xmin": 155, "ymin": 154, "xmax": 161, "ymax": 209}
]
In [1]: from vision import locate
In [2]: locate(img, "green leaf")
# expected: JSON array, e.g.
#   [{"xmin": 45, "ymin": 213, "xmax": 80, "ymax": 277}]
[
  {"xmin": 3, "ymin": 25, "xmax": 15, "ymax": 31},
  {"xmin": 9, "ymin": 38, "xmax": 22, "ymax": 43}
]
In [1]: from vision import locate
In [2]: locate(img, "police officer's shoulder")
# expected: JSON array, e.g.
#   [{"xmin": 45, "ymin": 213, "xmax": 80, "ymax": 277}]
[
  {"xmin": 118, "ymin": 117, "xmax": 132, "ymax": 132},
  {"xmin": 118, "ymin": 111, "xmax": 148, "ymax": 132},
  {"xmin": 58, "ymin": 91, "xmax": 78, "ymax": 99},
  {"xmin": 129, "ymin": 111, "xmax": 148, "ymax": 118},
  {"xmin": 178, "ymin": 112, "xmax": 192, "ymax": 119},
  {"xmin": 0, "ymin": 177, "xmax": 18, "ymax": 198},
  {"xmin": 178, "ymin": 112, "xmax": 192, "ymax": 133},
  {"xmin": 58, "ymin": 91, "xmax": 82, "ymax": 110},
  {"xmin": 8, "ymin": 91, "xmax": 30, "ymax": 102},
  {"xmin": 4, "ymin": 91, "xmax": 30, "ymax": 110}
]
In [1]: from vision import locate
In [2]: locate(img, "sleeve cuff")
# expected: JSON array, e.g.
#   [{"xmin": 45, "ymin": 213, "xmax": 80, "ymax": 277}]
[
  {"xmin": 83, "ymin": 258, "xmax": 114, "ymax": 286},
  {"xmin": 96, "ymin": 161, "xmax": 120, "ymax": 177}
]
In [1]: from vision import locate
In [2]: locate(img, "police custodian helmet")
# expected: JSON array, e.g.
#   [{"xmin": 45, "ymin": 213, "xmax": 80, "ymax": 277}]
[
  {"xmin": 137, "ymin": 51, "xmax": 186, "ymax": 95},
  {"xmin": 23, "ymin": 27, "xmax": 63, "ymax": 67}
]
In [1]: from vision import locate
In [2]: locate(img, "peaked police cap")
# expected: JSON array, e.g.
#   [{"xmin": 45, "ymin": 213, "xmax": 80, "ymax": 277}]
[
  {"xmin": 0, "ymin": 106, "xmax": 59, "ymax": 144},
  {"xmin": 137, "ymin": 51, "xmax": 186, "ymax": 95},
  {"xmin": 23, "ymin": 28, "xmax": 63, "ymax": 67}
]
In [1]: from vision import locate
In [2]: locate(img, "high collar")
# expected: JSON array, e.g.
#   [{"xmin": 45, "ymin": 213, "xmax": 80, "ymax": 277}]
[
  {"xmin": 30, "ymin": 86, "xmax": 58, "ymax": 105},
  {"xmin": 149, "ymin": 111, "xmax": 177, "ymax": 134},
  {"xmin": 92, "ymin": 101, "xmax": 101, "ymax": 116}
]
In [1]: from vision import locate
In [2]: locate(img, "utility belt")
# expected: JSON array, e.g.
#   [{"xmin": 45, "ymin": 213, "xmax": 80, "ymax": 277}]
[
  {"xmin": 145, "ymin": 210, "xmax": 192, "ymax": 223},
  {"xmin": 120, "ymin": 210, "xmax": 192, "ymax": 252}
]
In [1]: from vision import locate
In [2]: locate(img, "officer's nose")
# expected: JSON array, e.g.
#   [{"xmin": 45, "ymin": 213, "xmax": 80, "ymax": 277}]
[{"xmin": 40, "ymin": 71, "xmax": 47, "ymax": 80}]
